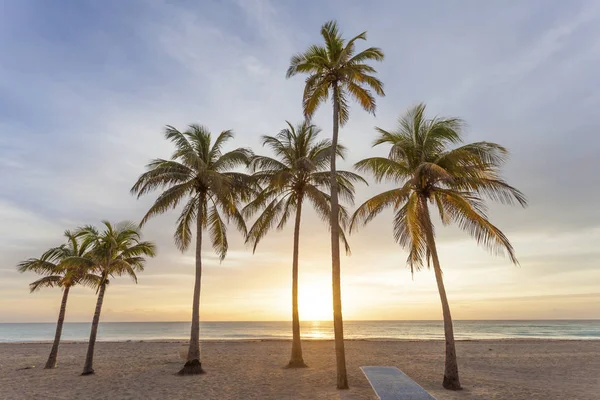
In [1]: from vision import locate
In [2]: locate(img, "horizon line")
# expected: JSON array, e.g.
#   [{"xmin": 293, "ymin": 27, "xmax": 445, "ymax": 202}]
[{"xmin": 2, "ymin": 318, "xmax": 599, "ymax": 324}]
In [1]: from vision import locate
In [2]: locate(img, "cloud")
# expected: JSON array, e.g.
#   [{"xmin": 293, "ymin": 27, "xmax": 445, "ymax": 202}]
[{"xmin": 1, "ymin": 0, "xmax": 599, "ymax": 322}]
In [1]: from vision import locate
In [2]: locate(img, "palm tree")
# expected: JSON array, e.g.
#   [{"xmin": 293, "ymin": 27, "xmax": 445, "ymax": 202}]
[
  {"xmin": 286, "ymin": 20, "xmax": 385, "ymax": 389},
  {"xmin": 244, "ymin": 121, "xmax": 365, "ymax": 368},
  {"xmin": 17, "ymin": 231, "xmax": 100, "ymax": 369},
  {"xmin": 73, "ymin": 221, "xmax": 156, "ymax": 375},
  {"xmin": 350, "ymin": 103, "xmax": 527, "ymax": 390},
  {"xmin": 131, "ymin": 124, "xmax": 255, "ymax": 375}
]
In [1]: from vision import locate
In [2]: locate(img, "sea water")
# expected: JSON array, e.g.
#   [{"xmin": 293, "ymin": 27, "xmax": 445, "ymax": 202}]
[{"xmin": 1, "ymin": 320, "xmax": 598, "ymax": 343}]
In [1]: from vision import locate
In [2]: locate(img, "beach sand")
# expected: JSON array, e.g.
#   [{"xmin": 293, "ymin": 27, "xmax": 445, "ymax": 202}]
[{"xmin": 1, "ymin": 339, "xmax": 598, "ymax": 399}]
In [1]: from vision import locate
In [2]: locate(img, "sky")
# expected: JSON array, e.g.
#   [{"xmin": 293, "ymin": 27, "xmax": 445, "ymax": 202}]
[{"xmin": 1, "ymin": 0, "xmax": 599, "ymax": 323}]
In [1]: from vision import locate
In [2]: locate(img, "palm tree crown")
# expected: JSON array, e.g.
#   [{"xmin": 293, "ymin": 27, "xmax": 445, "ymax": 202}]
[
  {"xmin": 286, "ymin": 20, "xmax": 385, "ymax": 123},
  {"xmin": 18, "ymin": 230, "xmax": 100, "ymax": 292},
  {"xmin": 131, "ymin": 125, "xmax": 255, "ymax": 259},
  {"xmin": 351, "ymin": 102, "xmax": 528, "ymax": 271},
  {"xmin": 244, "ymin": 121, "xmax": 365, "ymax": 251},
  {"xmin": 75, "ymin": 221, "xmax": 157, "ymax": 284}
]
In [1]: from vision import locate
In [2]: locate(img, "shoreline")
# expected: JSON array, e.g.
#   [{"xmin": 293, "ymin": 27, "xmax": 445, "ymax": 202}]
[
  {"xmin": 2, "ymin": 318, "xmax": 598, "ymax": 322},
  {"xmin": 2, "ymin": 337, "xmax": 599, "ymax": 345}
]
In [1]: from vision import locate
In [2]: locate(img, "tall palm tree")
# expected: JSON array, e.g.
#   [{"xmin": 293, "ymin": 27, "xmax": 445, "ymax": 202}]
[
  {"xmin": 72, "ymin": 221, "xmax": 156, "ymax": 375},
  {"xmin": 286, "ymin": 20, "xmax": 385, "ymax": 389},
  {"xmin": 17, "ymin": 231, "xmax": 99, "ymax": 369},
  {"xmin": 244, "ymin": 121, "xmax": 365, "ymax": 368},
  {"xmin": 350, "ymin": 103, "xmax": 527, "ymax": 390},
  {"xmin": 131, "ymin": 124, "xmax": 255, "ymax": 375}
]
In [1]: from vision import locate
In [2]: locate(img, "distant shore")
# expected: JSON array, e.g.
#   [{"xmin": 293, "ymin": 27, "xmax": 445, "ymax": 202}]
[{"xmin": 1, "ymin": 339, "xmax": 598, "ymax": 399}]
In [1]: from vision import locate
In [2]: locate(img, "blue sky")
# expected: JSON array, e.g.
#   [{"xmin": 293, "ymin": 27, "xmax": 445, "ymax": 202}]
[{"xmin": 1, "ymin": 0, "xmax": 599, "ymax": 322}]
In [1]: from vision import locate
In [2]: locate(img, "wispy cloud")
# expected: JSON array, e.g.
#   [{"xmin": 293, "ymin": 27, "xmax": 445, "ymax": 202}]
[{"xmin": 1, "ymin": 0, "xmax": 599, "ymax": 322}]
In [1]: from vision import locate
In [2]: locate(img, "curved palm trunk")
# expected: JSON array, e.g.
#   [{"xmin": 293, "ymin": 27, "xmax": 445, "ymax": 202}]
[
  {"xmin": 288, "ymin": 195, "xmax": 307, "ymax": 368},
  {"xmin": 178, "ymin": 205, "xmax": 205, "ymax": 375},
  {"xmin": 45, "ymin": 285, "xmax": 70, "ymax": 369},
  {"xmin": 82, "ymin": 282, "xmax": 107, "ymax": 375},
  {"xmin": 330, "ymin": 83, "xmax": 349, "ymax": 389},
  {"xmin": 421, "ymin": 198, "xmax": 462, "ymax": 390}
]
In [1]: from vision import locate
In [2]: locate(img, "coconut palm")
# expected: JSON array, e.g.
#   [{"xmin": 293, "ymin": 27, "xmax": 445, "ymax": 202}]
[
  {"xmin": 244, "ymin": 121, "xmax": 365, "ymax": 368},
  {"xmin": 131, "ymin": 124, "xmax": 255, "ymax": 375},
  {"xmin": 16, "ymin": 231, "xmax": 100, "ymax": 369},
  {"xmin": 72, "ymin": 221, "xmax": 156, "ymax": 375},
  {"xmin": 286, "ymin": 20, "xmax": 385, "ymax": 388},
  {"xmin": 350, "ymin": 103, "xmax": 527, "ymax": 390}
]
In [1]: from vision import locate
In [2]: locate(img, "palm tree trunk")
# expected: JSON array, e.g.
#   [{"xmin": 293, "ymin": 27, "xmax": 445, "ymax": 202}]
[
  {"xmin": 330, "ymin": 82, "xmax": 349, "ymax": 389},
  {"xmin": 421, "ymin": 197, "xmax": 462, "ymax": 390},
  {"xmin": 81, "ymin": 282, "xmax": 106, "ymax": 375},
  {"xmin": 178, "ymin": 202, "xmax": 205, "ymax": 375},
  {"xmin": 45, "ymin": 285, "xmax": 70, "ymax": 369},
  {"xmin": 288, "ymin": 194, "xmax": 307, "ymax": 368}
]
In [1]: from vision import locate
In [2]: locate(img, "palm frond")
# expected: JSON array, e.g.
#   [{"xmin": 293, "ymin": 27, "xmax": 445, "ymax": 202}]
[
  {"xmin": 174, "ymin": 195, "xmax": 199, "ymax": 252},
  {"xmin": 245, "ymin": 197, "xmax": 288, "ymax": 253},
  {"xmin": 17, "ymin": 258, "xmax": 58, "ymax": 275},
  {"xmin": 208, "ymin": 130, "xmax": 234, "ymax": 163},
  {"xmin": 338, "ymin": 31, "xmax": 367, "ymax": 63},
  {"xmin": 29, "ymin": 275, "xmax": 63, "ymax": 293},
  {"xmin": 335, "ymin": 87, "xmax": 351, "ymax": 125},
  {"xmin": 434, "ymin": 189, "xmax": 518, "ymax": 264},
  {"xmin": 350, "ymin": 184, "xmax": 412, "ymax": 232},
  {"xmin": 276, "ymin": 195, "xmax": 297, "ymax": 230},
  {"xmin": 77, "ymin": 273, "xmax": 103, "ymax": 290},
  {"xmin": 130, "ymin": 159, "xmax": 193, "ymax": 198},
  {"xmin": 242, "ymin": 188, "xmax": 281, "ymax": 218},
  {"xmin": 139, "ymin": 181, "xmax": 194, "ymax": 226},
  {"xmin": 286, "ymin": 45, "xmax": 329, "ymax": 78},
  {"xmin": 354, "ymin": 157, "xmax": 410, "ymax": 183},
  {"xmin": 165, "ymin": 125, "xmax": 203, "ymax": 168},
  {"xmin": 303, "ymin": 77, "xmax": 330, "ymax": 120},
  {"xmin": 321, "ymin": 20, "xmax": 343, "ymax": 61},
  {"xmin": 288, "ymin": 21, "xmax": 384, "ymax": 123},
  {"xmin": 212, "ymin": 147, "xmax": 253, "ymax": 172},
  {"xmin": 120, "ymin": 241, "xmax": 157, "ymax": 259},
  {"xmin": 344, "ymin": 80, "xmax": 376, "ymax": 115},
  {"xmin": 308, "ymin": 171, "xmax": 364, "ymax": 205},
  {"xmin": 394, "ymin": 193, "xmax": 429, "ymax": 274},
  {"xmin": 248, "ymin": 155, "xmax": 288, "ymax": 173},
  {"xmin": 304, "ymin": 185, "xmax": 352, "ymax": 255},
  {"xmin": 354, "ymin": 103, "xmax": 525, "ymax": 272},
  {"xmin": 108, "ymin": 259, "xmax": 141, "ymax": 283},
  {"xmin": 348, "ymin": 47, "xmax": 385, "ymax": 64},
  {"xmin": 207, "ymin": 204, "xmax": 228, "ymax": 261}
]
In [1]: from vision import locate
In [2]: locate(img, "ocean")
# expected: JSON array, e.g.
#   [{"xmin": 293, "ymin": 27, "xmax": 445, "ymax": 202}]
[{"xmin": 1, "ymin": 320, "xmax": 598, "ymax": 343}]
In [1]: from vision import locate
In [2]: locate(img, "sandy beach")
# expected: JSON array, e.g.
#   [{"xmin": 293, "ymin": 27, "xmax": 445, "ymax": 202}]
[{"xmin": 0, "ymin": 339, "xmax": 598, "ymax": 399}]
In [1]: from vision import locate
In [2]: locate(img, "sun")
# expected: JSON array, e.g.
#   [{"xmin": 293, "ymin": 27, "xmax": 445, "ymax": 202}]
[{"xmin": 298, "ymin": 282, "xmax": 333, "ymax": 321}]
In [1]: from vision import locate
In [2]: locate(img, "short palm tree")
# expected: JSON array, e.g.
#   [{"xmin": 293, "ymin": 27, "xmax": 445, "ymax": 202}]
[
  {"xmin": 244, "ymin": 121, "xmax": 365, "ymax": 368},
  {"xmin": 72, "ymin": 221, "xmax": 156, "ymax": 375},
  {"xmin": 131, "ymin": 124, "xmax": 255, "ymax": 375},
  {"xmin": 350, "ymin": 103, "xmax": 527, "ymax": 390},
  {"xmin": 286, "ymin": 20, "xmax": 385, "ymax": 389},
  {"xmin": 17, "ymin": 231, "xmax": 100, "ymax": 369}
]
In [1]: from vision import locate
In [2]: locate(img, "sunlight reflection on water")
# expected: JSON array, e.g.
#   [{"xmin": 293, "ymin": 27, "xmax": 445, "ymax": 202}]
[{"xmin": 1, "ymin": 320, "xmax": 599, "ymax": 342}]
